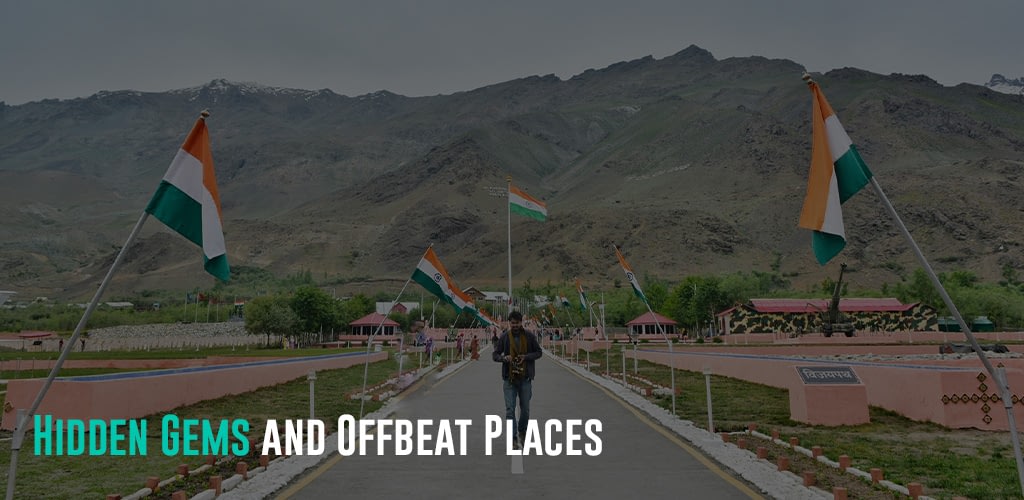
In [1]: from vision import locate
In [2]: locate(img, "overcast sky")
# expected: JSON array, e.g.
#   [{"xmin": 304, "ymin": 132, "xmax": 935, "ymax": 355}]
[{"xmin": 2, "ymin": 0, "xmax": 1021, "ymax": 105}]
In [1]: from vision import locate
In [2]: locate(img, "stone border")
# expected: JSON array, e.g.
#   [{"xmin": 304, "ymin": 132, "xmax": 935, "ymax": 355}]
[
  {"xmin": 551, "ymin": 348, "xmax": 940, "ymax": 499},
  {"xmin": 741, "ymin": 429, "xmax": 934, "ymax": 500},
  {"xmin": 215, "ymin": 356, "xmax": 479, "ymax": 499},
  {"xmin": 106, "ymin": 357, "xmax": 475, "ymax": 500}
]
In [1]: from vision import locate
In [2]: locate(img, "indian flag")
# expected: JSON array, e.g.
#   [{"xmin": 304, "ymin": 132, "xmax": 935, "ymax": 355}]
[
  {"xmin": 145, "ymin": 114, "xmax": 229, "ymax": 281},
  {"xmin": 477, "ymin": 308, "xmax": 498, "ymax": 328},
  {"xmin": 411, "ymin": 247, "xmax": 464, "ymax": 312},
  {"xmin": 576, "ymin": 278, "xmax": 588, "ymax": 312},
  {"xmin": 462, "ymin": 297, "xmax": 496, "ymax": 327},
  {"xmin": 509, "ymin": 184, "xmax": 547, "ymax": 221},
  {"xmin": 614, "ymin": 246, "xmax": 648, "ymax": 304},
  {"xmin": 798, "ymin": 79, "xmax": 873, "ymax": 265},
  {"xmin": 452, "ymin": 287, "xmax": 475, "ymax": 314}
]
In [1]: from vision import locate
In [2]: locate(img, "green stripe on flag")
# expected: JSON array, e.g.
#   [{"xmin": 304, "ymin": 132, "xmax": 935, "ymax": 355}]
[
  {"xmin": 510, "ymin": 203, "xmax": 546, "ymax": 221},
  {"xmin": 204, "ymin": 254, "xmax": 231, "ymax": 282},
  {"xmin": 812, "ymin": 231, "xmax": 846, "ymax": 266},
  {"xmin": 412, "ymin": 269, "xmax": 458, "ymax": 310},
  {"xmin": 835, "ymin": 145, "xmax": 873, "ymax": 202},
  {"xmin": 146, "ymin": 181, "xmax": 203, "ymax": 247}
]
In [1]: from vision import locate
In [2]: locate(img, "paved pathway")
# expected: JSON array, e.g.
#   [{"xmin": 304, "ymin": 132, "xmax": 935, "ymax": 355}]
[{"xmin": 283, "ymin": 351, "xmax": 763, "ymax": 499}]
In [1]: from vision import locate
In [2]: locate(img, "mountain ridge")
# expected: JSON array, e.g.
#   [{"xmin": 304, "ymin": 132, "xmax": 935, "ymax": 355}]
[{"xmin": 2, "ymin": 47, "xmax": 1023, "ymax": 300}]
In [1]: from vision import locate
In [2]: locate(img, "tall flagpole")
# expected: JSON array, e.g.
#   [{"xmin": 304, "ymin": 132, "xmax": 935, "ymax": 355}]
[
  {"xmin": 6, "ymin": 211, "xmax": 151, "ymax": 500},
  {"xmin": 613, "ymin": 245, "xmax": 675, "ymax": 415},
  {"xmin": 637, "ymin": 296, "xmax": 676, "ymax": 416},
  {"xmin": 869, "ymin": 176, "xmax": 1024, "ymax": 492},
  {"xmin": 801, "ymin": 73, "xmax": 1024, "ymax": 493},
  {"xmin": 6, "ymin": 110, "xmax": 219, "ymax": 500},
  {"xmin": 507, "ymin": 175, "xmax": 513, "ymax": 309},
  {"xmin": 358, "ymin": 277, "xmax": 414, "ymax": 419}
]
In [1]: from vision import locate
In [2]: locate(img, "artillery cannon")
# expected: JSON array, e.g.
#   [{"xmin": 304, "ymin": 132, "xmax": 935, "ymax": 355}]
[{"xmin": 820, "ymin": 263, "xmax": 855, "ymax": 338}]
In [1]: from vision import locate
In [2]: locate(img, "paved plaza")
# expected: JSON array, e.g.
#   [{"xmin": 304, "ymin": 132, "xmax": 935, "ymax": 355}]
[{"xmin": 281, "ymin": 352, "xmax": 762, "ymax": 499}]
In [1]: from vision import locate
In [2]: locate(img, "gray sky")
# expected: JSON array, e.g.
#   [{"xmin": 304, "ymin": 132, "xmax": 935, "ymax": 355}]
[{"xmin": 2, "ymin": 0, "xmax": 1021, "ymax": 105}]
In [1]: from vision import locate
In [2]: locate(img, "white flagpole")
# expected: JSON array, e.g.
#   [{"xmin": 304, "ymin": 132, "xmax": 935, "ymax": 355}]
[
  {"xmin": 359, "ymin": 277, "xmax": 414, "ymax": 419},
  {"xmin": 868, "ymin": 176, "xmax": 1024, "ymax": 491},
  {"xmin": 802, "ymin": 73, "xmax": 1024, "ymax": 492},
  {"xmin": 638, "ymin": 298, "xmax": 676, "ymax": 415},
  {"xmin": 616, "ymin": 245, "xmax": 676, "ymax": 415},
  {"xmin": 507, "ymin": 175, "xmax": 513, "ymax": 306},
  {"xmin": 6, "ymin": 211, "xmax": 151, "ymax": 500}
]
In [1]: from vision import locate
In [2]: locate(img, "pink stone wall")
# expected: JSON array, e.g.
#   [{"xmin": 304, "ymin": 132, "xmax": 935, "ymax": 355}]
[
  {"xmin": 790, "ymin": 384, "xmax": 869, "ymax": 425},
  {"xmin": 723, "ymin": 331, "xmax": 1024, "ymax": 345},
  {"xmin": 630, "ymin": 348, "xmax": 1024, "ymax": 430},
  {"xmin": 1, "ymin": 351, "xmax": 387, "ymax": 430}
]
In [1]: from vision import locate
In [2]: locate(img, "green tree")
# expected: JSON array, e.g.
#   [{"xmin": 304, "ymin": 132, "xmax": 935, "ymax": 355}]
[
  {"xmin": 337, "ymin": 294, "xmax": 374, "ymax": 332},
  {"xmin": 245, "ymin": 296, "xmax": 297, "ymax": 346},
  {"xmin": 645, "ymin": 279, "xmax": 668, "ymax": 311},
  {"xmin": 291, "ymin": 286, "xmax": 339, "ymax": 344}
]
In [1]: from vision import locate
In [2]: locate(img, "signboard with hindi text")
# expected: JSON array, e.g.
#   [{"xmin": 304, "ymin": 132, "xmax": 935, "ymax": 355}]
[{"xmin": 795, "ymin": 366, "xmax": 861, "ymax": 385}]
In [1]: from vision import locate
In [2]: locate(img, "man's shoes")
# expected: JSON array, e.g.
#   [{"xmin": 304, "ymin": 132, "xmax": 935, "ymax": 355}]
[{"xmin": 512, "ymin": 436, "xmax": 522, "ymax": 450}]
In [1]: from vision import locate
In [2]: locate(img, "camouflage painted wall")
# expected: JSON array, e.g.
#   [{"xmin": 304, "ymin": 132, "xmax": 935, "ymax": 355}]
[{"xmin": 721, "ymin": 304, "xmax": 938, "ymax": 334}]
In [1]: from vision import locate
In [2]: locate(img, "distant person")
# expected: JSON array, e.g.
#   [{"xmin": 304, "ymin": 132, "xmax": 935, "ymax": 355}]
[
  {"xmin": 493, "ymin": 310, "xmax": 542, "ymax": 449},
  {"xmin": 425, "ymin": 337, "xmax": 434, "ymax": 363},
  {"xmin": 409, "ymin": 319, "xmax": 426, "ymax": 347},
  {"xmin": 58, "ymin": 339, "xmax": 64, "ymax": 352},
  {"xmin": 456, "ymin": 333, "xmax": 465, "ymax": 358},
  {"xmin": 470, "ymin": 334, "xmax": 480, "ymax": 360},
  {"xmin": 80, "ymin": 338, "xmax": 86, "ymax": 352}
]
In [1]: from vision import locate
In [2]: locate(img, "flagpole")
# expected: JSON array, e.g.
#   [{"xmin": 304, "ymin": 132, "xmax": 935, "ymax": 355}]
[
  {"xmin": 5, "ymin": 210, "xmax": 151, "ymax": 500},
  {"xmin": 613, "ymin": 245, "xmax": 676, "ymax": 414},
  {"xmin": 801, "ymin": 73, "xmax": 1024, "ymax": 492},
  {"xmin": 358, "ymin": 277, "xmax": 414, "ymax": 419},
  {"xmin": 638, "ymin": 297, "xmax": 676, "ymax": 415},
  {"xmin": 868, "ymin": 176, "xmax": 1024, "ymax": 492},
  {"xmin": 507, "ymin": 175, "xmax": 513, "ymax": 306}
]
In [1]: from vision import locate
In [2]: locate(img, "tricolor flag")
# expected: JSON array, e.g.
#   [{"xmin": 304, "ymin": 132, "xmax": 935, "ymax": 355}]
[
  {"xmin": 146, "ymin": 114, "xmax": 229, "ymax": 281},
  {"xmin": 560, "ymin": 295, "xmax": 571, "ymax": 308},
  {"xmin": 614, "ymin": 246, "xmax": 648, "ymax": 305},
  {"xmin": 575, "ymin": 278, "xmax": 588, "ymax": 312},
  {"xmin": 798, "ymin": 79, "xmax": 873, "ymax": 265},
  {"xmin": 464, "ymin": 301, "xmax": 496, "ymax": 328},
  {"xmin": 509, "ymin": 184, "xmax": 548, "ymax": 222},
  {"xmin": 411, "ymin": 247, "xmax": 464, "ymax": 312}
]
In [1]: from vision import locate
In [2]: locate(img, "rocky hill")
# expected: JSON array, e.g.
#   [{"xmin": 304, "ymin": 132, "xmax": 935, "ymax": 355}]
[{"xmin": 2, "ymin": 45, "xmax": 1023, "ymax": 299}]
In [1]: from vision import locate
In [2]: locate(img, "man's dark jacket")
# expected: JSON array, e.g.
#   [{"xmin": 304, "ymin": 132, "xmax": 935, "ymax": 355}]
[{"xmin": 492, "ymin": 329, "xmax": 543, "ymax": 380}]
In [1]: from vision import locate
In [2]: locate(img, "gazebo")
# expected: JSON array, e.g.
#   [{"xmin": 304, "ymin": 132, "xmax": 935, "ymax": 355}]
[
  {"xmin": 349, "ymin": 313, "xmax": 399, "ymax": 336},
  {"xmin": 626, "ymin": 312, "xmax": 678, "ymax": 335}
]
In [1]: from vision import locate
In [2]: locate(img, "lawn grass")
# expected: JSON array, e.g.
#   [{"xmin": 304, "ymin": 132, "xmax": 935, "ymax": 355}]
[
  {"xmin": 0, "ymin": 346, "xmax": 362, "ymax": 362},
  {"xmin": 0, "ymin": 353, "xmax": 401, "ymax": 499},
  {"xmin": 584, "ymin": 345, "xmax": 1021, "ymax": 500}
]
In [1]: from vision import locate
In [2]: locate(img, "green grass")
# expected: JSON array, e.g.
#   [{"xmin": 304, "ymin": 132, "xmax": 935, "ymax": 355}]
[
  {"xmin": 0, "ymin": 354, "xmax": 401, "ymax": 499},
  {"xmin": 584, "ymin": 345, "xmax": 1021, "ymax": 500},
  {"xmin": 2, "ymin": 368, "xmax": 150, "ymax": 379},
  {"xmin": 0, "ymin": 346, "xmax": 362, "ymax": 362}
]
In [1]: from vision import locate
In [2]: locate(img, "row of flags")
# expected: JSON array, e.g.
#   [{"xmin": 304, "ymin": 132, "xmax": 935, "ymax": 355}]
[
  {"xmin": 411, "ymin": 247, "xmax": 497, "ymax": 327},
  {"xmin": 136, "ymin": 80, "xmax": 868, "ymax": 292}
]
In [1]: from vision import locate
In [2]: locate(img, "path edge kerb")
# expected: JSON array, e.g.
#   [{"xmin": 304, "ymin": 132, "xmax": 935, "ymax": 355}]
[
  {"xmin": 547, "ymin": 352, "xmax": 827, "ymax": 500},
  {"xmin": 218, "ymin": 356, "xmax": 478, "ymax": 500}
]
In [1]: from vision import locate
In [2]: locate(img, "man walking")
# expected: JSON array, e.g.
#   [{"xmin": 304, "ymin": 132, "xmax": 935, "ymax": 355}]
[{"xmin": 493, "ymin": 310, "xmax": 542, "ymax": 449}]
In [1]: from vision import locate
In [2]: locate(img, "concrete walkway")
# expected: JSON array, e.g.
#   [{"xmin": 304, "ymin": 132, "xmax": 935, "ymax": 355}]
[{"xmin": 280, "ymin": 351, "xmax": 763, "ymax": 499}]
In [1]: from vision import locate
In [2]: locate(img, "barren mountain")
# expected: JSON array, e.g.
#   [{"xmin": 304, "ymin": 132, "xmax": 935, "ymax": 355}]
[{"xmin": 2, "ymin": 46, "xmax": 1023, "ymax": 299}]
